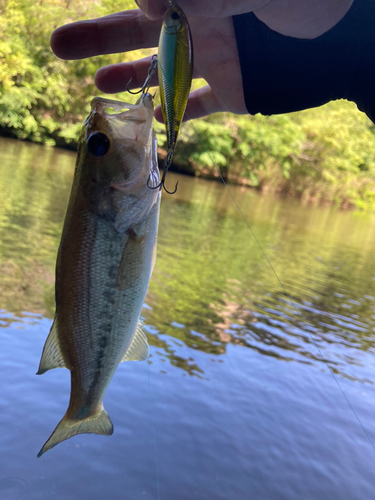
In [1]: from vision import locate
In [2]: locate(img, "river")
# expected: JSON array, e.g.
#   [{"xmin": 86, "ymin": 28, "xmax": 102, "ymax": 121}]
[{"xmin": 1, "ymin": 136, "xmax": 375, "ymax": 499}]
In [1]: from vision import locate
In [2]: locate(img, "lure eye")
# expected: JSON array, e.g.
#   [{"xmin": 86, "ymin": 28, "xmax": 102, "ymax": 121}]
[
  {"xmin": 87, "ymin": 132, "xmax": 110, "ymax": 157},
  {"xmin": 171, "ymin": 11, "xmax": 180, "ymax": 20}
]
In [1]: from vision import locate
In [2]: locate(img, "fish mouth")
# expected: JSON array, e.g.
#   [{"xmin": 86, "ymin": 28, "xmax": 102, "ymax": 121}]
[
  {"xmin": 89, "ymin": 94, "xmax": 153, "ymax": 116},
  {"xmin": 86, "ymin": 95, "xmax": 154, "ymax": 143},
  {"xmin": 86, "ymin": 95, "xmax": 158, "ymax": 193}
]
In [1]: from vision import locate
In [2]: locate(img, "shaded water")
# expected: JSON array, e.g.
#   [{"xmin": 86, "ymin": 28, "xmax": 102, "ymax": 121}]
[{"xmin": 1, "ymin": 137, "xmax": 375, "ymax": 499}]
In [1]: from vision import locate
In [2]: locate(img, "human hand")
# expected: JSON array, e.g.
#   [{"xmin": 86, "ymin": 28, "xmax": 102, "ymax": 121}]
[
  {"xmin": 50, "ymin": 0, "xmax": 354, "ymax": 121},
  {"xmin": 50, "ymin": 1, "xmax": 274, "ymax": 122}
]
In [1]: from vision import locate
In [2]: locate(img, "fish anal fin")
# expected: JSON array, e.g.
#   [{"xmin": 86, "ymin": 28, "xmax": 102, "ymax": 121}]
[
  {"xmin": 37, "ymin": 406, "xmax": 113, "ymax": 458},
  {"xmin": 121, "ymin": 321, "xmax": 149, "ymax": 362},
  {"xmin": 37, "ymin": 319, "xmax": 67, "ymax": 375}
]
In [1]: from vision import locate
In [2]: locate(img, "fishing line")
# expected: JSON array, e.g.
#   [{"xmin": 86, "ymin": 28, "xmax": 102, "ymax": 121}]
[
  {"xmin": 147, "ymin": 360, "xmax": 161, "ymax": 500},
  {"xmin": 156, "ymin": 58, "xmax": 375, "ymax": 452}
]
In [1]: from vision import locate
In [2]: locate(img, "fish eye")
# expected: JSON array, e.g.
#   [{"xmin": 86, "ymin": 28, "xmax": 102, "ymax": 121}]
[
  {"xmin": 87, "ymin": 132, "xmax": 110, "ymax": 157},
  {"xmin": 171, "ymin": 11, "xmax": 180, "ymax": 20}
]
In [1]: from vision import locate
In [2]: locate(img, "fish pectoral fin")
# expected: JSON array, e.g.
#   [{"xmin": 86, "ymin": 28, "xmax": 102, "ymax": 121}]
[
  {"xmin": 36, "ymin": 319, "xmax": 67, "ymax": 375},
  {"xmin": 117, "ymin": 227, "xmax": 146, "ymax": 290},
  {"xmin": 121, "ymin": 321, "xmax": 150, "ymax": 362},
  {"xmin": 37, "ymin": 406, "xmax": 113, "ymax": 458}
]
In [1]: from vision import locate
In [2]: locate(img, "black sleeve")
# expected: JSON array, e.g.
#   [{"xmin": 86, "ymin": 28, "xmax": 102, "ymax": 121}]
[{"xmin": 232, "ymin": 0, "xmax": 375, "ymax": 123}]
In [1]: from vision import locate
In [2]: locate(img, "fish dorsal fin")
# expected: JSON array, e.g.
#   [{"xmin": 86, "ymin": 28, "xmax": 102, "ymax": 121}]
[
  {"xmin": 121, "ymin": 321, "xmax": 149, "ymax": 362},
  {"xmin": 37, "ymin": 319, "xmax": 67, "ymax": 375}
]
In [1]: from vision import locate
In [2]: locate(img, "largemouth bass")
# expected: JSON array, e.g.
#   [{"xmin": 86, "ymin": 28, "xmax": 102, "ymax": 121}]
[{"xmin": 37, "ymin": 93, "xmax": 160, "ymax": 457}]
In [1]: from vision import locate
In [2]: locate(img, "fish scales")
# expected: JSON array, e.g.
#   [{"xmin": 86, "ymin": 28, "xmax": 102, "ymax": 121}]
[{"xmin": 37, "ymin": 93, "xmax": 160, "ymax": 456}]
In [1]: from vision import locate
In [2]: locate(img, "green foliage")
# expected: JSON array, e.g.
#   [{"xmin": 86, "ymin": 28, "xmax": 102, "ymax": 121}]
[
  {"xmin": 286, "ymin": 101, "xmax": 375, "ymax": 208},
  {"xmin": 1, "ymin": 0, "xmax": 375, "ymax": 209},
  {"xmin": 0, "ymin": 0, "xmax": 140, "ymax": 145},
  {"xmin": 172, "ymin": 101, "xmax": 375, "ymax": 209}
]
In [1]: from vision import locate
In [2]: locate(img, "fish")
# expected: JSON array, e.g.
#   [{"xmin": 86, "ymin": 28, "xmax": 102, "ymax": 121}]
[
  {"xmin": 157, "ymin": 3, "xmax": 193, "ymax": 191},
  {"xmin": 36, "ymin": 93, "xmax": 160, "ymax": 457}
]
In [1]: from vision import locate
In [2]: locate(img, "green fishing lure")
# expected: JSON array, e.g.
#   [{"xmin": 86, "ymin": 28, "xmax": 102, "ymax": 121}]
[{"xmin": 157, "ymin": 3, "xmax": 193, "ymax": 193}]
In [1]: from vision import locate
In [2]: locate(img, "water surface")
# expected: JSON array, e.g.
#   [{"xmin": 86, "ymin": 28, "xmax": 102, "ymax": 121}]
[{"xmin": 1, "ymin": 137, "xmax": 375, "ymax": 499}]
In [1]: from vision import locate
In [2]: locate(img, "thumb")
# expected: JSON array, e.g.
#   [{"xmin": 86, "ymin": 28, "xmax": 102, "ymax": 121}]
[
  {"xmin": 183, "ymin": 86, "xmax": 224, "ymax": 121},
  {"xmin": 135, "ymin": 0, "xmax": 166, "ymax": 20},
  {"xmin": 154, "ymin": 85, "xmax": 223, "ymax": 123}
]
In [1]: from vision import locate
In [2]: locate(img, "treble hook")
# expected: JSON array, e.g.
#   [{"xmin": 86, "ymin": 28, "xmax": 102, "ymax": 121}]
[
  {"xmin": 147, "ymin": 149, "xmax": 178, "ymax": 194},
  {"xmin": 126, "ymin": 54, "xmax": 158, "ymax": 95},
  {"xmin": 147, "ymin": 168, "xmax": 179, "ymax": 194}
]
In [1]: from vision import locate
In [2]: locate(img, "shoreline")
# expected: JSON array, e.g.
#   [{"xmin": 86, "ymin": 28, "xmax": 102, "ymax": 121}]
[{"xmin": 0, "ymin": 133, "xmax": 369, "ymax": 211}]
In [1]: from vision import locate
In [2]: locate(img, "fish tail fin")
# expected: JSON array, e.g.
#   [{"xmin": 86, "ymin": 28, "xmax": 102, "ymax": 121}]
[{"xmin": 37, "ymin": 407, "xmax": 113, "ymax": 458}]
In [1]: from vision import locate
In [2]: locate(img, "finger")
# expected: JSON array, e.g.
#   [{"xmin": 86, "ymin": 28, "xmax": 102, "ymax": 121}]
[
  {"xmin": 155, "ymin": 105, "xmax": 164, "ymax": 123},
  {"xmin": 154, "ymin": 86, "xmax": 222, "ymax": 123},
  {"xmin": 182, "ymin": 86, "xmax": 224, "ymax": 121},
  {"xmin": 50, "ymin": 10, "xmax": 161, "ymax": 60},
  {"xmin": 95, "ymin": 57, "xmax": 158, "ymax": 93},
  {"xmin": 95, "ymin": 58, "xmax": 202, "ymax": 94},
  {"xmin": 135, "ymin": 0, "xmax": 166, "ymax": 20}
]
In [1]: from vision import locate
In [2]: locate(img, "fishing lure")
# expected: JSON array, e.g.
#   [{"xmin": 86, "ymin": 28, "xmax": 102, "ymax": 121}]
[{"xmin": 150, "ymin": 2, "xmax": 194, "ymax": 194}]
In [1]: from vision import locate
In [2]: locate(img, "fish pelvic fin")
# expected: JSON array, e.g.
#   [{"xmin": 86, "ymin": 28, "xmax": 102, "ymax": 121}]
[
  {"xmin": 37, "ymin": 407, "xmax": 113, "ymax": 458},
  {"xmin": 36, "ymin": 319, "xmax": 67, "ymax": 375}
]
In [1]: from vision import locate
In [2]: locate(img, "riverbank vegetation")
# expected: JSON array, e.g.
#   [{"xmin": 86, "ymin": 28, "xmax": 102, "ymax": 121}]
[{"xmin": 2, "ymin": 0, "xmax": 375, "ymax": 209}]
